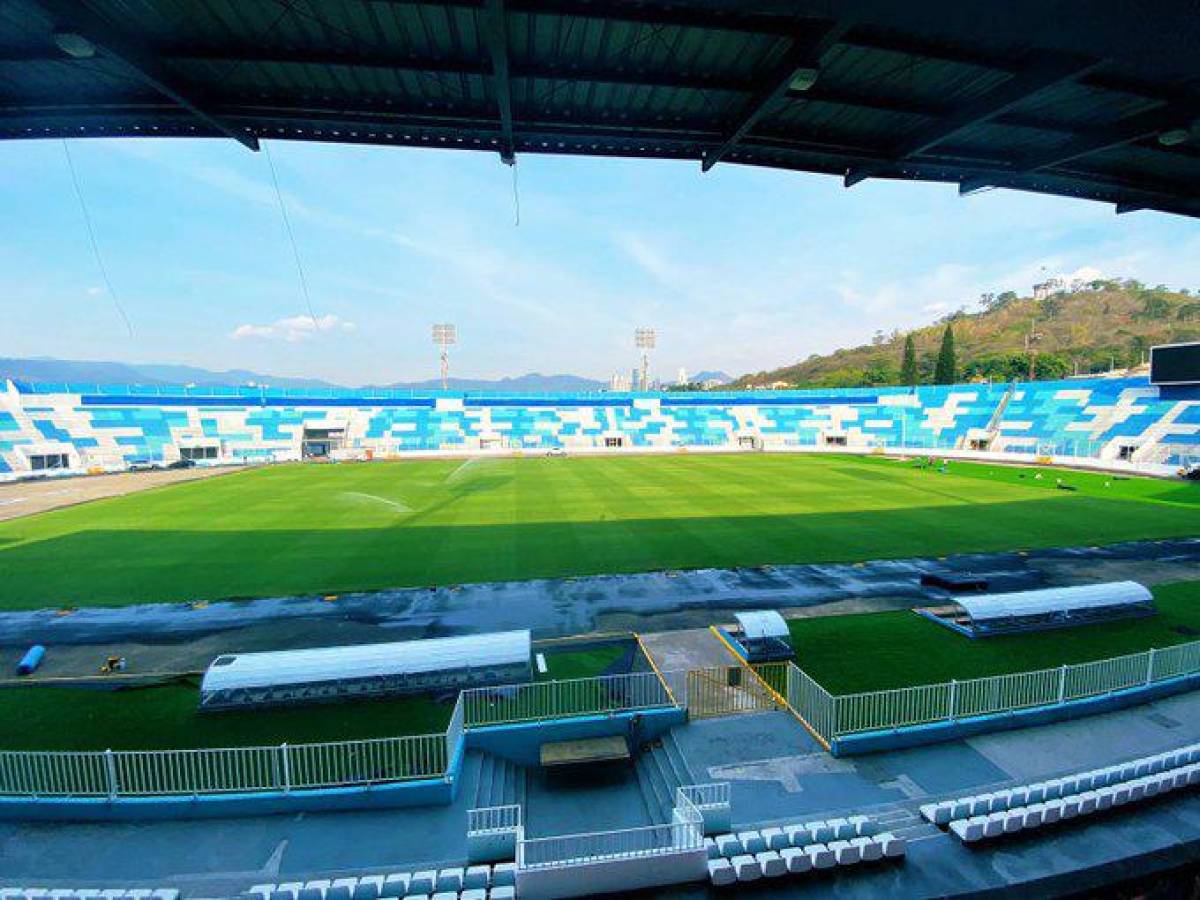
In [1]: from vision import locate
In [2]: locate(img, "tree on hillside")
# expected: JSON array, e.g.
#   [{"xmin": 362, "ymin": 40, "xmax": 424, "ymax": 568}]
[
  {"xmin": 900, "ymin": 334, "xmax": 918, "ymax": 385},
  {"xmin": 934, "ymin": 325, "xmax": 957, "ymax": 384}
]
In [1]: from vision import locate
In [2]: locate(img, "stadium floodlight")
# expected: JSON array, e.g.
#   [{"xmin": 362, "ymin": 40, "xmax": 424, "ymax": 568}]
[
  {"xmin": 634, "ymin": 327, "xmax": 656, "ymax": 391},
  {"xmin": 433, "ymin": 323, "xmax": 457, "ymax": 391}
]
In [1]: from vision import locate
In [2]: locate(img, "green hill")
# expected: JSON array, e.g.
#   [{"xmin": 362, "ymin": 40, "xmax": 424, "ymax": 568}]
[{"xmin": 735, "ymin": 279, "xmax": 1200, "ymax": 389}]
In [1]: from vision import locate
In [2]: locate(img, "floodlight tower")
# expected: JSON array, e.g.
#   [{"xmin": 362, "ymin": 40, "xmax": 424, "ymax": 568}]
[
  {"xmin": 433, "ymin": 323, "xmax": 457, "ymax": 391},
  {"xmin": 634, "ymin": 327, "xmax": 656, "ymax": 391}
]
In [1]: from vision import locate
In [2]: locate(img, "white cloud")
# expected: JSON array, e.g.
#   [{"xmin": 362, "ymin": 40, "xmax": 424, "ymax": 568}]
[
  {"xmin": 231, "ymin": 313, "xmax": 355, "ymax": 343},
  {"xmin": 86, "ymin": 286, "xmax": 104, "ymax": 296}
]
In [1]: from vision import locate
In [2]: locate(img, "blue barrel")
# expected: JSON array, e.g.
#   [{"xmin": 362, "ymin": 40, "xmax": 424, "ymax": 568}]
[{"xmin": 16, "ymin": 645, "xmax": 45, "ymax": 676}]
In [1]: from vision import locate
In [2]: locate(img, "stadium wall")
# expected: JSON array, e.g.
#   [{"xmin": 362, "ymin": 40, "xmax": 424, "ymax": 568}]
[{"xmin": 2, "ymin": 377, "xmax": 1198, "ymax": 479}]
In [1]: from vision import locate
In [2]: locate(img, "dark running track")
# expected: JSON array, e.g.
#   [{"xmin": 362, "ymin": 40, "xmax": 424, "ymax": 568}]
[{"xmin": 1, "ymin": 538, "xmax": 1197, "ymax": 648}]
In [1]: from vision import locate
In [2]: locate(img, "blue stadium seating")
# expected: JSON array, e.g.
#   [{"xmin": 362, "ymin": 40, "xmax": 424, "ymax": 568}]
[{"xmin": 1, "ymin": 376, "xmax": 1197, "ymax": 476}]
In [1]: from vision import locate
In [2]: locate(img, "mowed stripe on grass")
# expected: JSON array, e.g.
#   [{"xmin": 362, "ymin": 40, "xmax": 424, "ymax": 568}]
[{"xmin": 0, "ymin": 454, "xmax": 1196, "ymax": 609}]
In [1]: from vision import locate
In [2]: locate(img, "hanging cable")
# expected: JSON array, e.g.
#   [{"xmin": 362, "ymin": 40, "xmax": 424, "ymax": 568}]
[
  {"xmin": 263, "ymin": 140, "xmax": 319, "ymax": 327},
  {"xmin": 511, "ymin": 157, "xmax": 521, "ymax": 227},
  {"xmin": 61, "ymin": 140, "xmax": 133, "ymax": 338}
]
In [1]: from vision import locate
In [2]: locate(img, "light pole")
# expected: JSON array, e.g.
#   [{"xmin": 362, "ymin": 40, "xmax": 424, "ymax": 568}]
[
  {"xmin": 1025, "ymin": 319, "xmax": 1042, "ymax": 381},
  {"xmin": 635, "ymin": 327, "xmax": 656, "ymax": 391},
  {"xmin": 433, "ymin": 323, "xmax": 457, "ymax": 391}
]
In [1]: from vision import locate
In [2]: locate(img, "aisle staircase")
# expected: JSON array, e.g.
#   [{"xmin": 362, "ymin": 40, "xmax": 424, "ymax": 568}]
[
  {"xmin": 470, "ymin": 751, "xmax": 527, "ymax": 811},
  {"xmin": 633, "ymin": 729, "xmax": 696, "ymax": 822}
]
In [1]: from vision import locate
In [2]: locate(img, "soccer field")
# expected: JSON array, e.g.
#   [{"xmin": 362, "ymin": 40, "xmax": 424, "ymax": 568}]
[{"xmin": 0, "ymin": 453, "xmax": 1197, "ymax": 610}]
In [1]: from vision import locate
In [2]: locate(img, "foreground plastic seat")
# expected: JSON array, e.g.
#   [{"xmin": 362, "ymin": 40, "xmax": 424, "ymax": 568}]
[
  {"xmin": 756, "ymin": 850, "xmax": 787, "ymax": 877},
  {"xmin": 828, "ymin": 839, "xmax": 860, "ymax": 865},
  {"xmin": 803, "ymin": 843, "xmax": 836, "ymax": 869},
  {"xmin": 983, "ymin": 812, "xmax": 1006, "ymax": 837},
  {"xmin": 949, "ymin": 817, "xmax": 985, "ymax": 843},
  {"xmin": 921, "ymin": 801, "xmax": 954, "ymax": 826},
  {"xmin": 731, "ymin": 854, "xmax": 761, "ymax": 882},
  {"xmin": 780, "ymin": 847, "xmax": 813, "ymax": 874},
  {"xmin": 714, "ymin": 833, "xmax": 742, "ymax": 857},
  {"xmin": 737, "ymin": 830, "xmax": 767, "ymax": 854},
  {"xmin": 463, "ymin": 867, "xmax": 490, "ymax": 891},
  {"xmin": 874, "ymin": 832, "xmax": 905, "ymax": 857},
  {"xmin": 760, "ymin": 826, "xmax": 788, "ymax": 850},
  {"xmin": 707, "ymin": 859, "xmax": 735, "ymax": 887},
  {"xmin": 853, "ymin": 835, "xmax": 882, "ymax": 862},
  {"xmin": 784, "ymin": 824, "xmax": 811, "ymax": 847},
  {"xmin": 408, "ymin": 872, "xmax": 436, "ymax": 896}
]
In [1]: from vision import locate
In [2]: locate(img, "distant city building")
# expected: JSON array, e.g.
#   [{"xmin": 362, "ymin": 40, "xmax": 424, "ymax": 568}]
[
  {"xmin": 609, "ymin": 372, "xmax": 631, "ymax": 392},
  {"xmin": 676, "ymin": 367, "xmax": 688, "ymax": 386}
]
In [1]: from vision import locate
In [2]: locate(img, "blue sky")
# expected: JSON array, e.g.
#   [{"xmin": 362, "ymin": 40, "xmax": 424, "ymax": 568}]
[{"xmin": 2, "ymin": 137, "xmax": 1199, "ymax": 385}]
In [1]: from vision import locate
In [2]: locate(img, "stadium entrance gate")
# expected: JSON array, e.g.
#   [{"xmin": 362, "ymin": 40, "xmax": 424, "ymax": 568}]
[
  {"xmin": 302, "ymin": 427, "xmax": 344, "ymax": 458},
  {"xmin": 684, "ymin": 666, "xmax": 779, "ymax": 719}
]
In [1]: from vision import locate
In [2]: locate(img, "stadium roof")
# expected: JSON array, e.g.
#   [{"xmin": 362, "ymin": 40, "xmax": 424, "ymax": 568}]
[
  {"xmin": 1, "ymin": 1, "xmax": 1198, "ymax": 218},
  {"xmin": 200, "ymin": 630, "xmax": 531, "ymax": 693},
  {"xmin": 954, "ymin": 581, "xmax": 1154, "ymax": 625}
]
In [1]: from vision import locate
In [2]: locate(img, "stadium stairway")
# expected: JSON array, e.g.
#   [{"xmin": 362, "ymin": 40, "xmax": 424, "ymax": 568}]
[
  {"xmin": 633, "ymin": 729, "xmax": 697, "ymax": 822},
  {"xmin": 469, "ymin": 752, "xmax": 526, "ymax": 811}
]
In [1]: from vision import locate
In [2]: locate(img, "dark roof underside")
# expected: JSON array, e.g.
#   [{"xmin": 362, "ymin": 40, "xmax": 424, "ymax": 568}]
[{"xmin": 2, "ymin": 0, "xmax": 1198, "ymax": 216}]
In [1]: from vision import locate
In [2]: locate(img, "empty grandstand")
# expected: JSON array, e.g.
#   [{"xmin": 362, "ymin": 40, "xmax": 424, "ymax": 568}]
[
  {"xmin": 2, "ymin": 375, "xmax": 1198, "ymax": 478},
  {"xmin": 199, "ymin": 631, "xmax": 531, "ymax": 710},
  {"xmin": 919, "ymin": 581, "xmax": 1157, "ymax": 638}
]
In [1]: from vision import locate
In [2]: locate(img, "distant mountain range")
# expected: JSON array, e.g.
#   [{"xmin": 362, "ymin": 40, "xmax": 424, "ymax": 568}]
[
  {"xmin": 0, "ymin": 358, "xmax": 610, "ymax": 392},
  {"xmin": 692, "ymin": 370, "xmax": 733, "ymax": 385}
]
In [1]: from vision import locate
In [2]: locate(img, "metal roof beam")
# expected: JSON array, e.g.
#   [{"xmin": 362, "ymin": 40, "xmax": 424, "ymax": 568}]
[
  {"xmin": 30, "ymin": 0, "xmax": 258, "ymax": 151},
  {"xmin": 959, "ymin": 102, "xmax": 1200, "ymax": 193},
  {"xmin": 844, "ymin": 56, "xmax": 1102, "ymax": 187},
  {"xmin": 702, "ymin": 19, "xmax": 849, "ymax": 172},
  {"xmin": 480, "ymin": 0, "xmax": 515, "ymax": 163},
  {"xmin": 388, "ymin": 0, "xmax": 798, "ymax": 36}
]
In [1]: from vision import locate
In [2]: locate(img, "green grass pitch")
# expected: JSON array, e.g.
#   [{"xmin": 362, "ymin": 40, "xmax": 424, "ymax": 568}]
[
  {"xmin": 789, "ymin": 580, "xmax": 1200, "ymax": 695},
  {"xmin": 0, "ymin": 642, "xmax": 631, "ymax": 752},
  {"xmin": 0, "ymin": 453, "xmax": 1197, "ymax": 609}
]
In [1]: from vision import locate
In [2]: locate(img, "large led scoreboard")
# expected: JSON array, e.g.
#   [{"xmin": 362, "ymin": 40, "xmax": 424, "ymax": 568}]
[{"xmin": 1150, "ymin": 342, "xmax": 1200, "ymax": 386}]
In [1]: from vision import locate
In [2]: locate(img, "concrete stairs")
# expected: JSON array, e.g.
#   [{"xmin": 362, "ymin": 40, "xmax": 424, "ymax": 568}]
[
  {"xmin": 471, "ymin": 751, "xmax": 526, "ymax": 810},
  {"xmin": 984, "ymin": 382, "xmax": 1018, "ymax": 438},
  {"xmin": 633, "ymin": 729, "xmax": 697, "ymax": 823}
]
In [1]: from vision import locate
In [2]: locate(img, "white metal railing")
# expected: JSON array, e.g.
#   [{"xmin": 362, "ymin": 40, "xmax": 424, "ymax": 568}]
[
  {"xmin": 676, "ymin": 782, "xmax": 729, "ymax": 809},
  {"xmin": 461, "ymin": 671, "xmax": 675, "ymax": 727},
  {"xmin": 517, "ymin": 819, "xmax": 703, "ymax": 871},
  {"xmin": 784, "ymin": 663, "xmax": 837, "ymax": 741},
  {"xmin": 445, "ymin": 693, "xmax": 465, "ymax": 770},
  {"xmin": 468, "ymin": 803, "xmax": 522, "ymax": 834},
  {"xmin": 0, "ymin": 730, "xmax": 450, "ymax": 799},
  {"xmin": 824, "ymin": 638, "xmax": 1200, "ymax": 739}
]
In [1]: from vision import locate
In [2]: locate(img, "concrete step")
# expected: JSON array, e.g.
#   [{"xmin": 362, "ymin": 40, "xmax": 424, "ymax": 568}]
[
  {"xmin": 632, "ymin": 751, "xmax": 670, "ymax": 823},
  {"xmin": 636, "ymin": 747, "xmax": 677, "ymax": 822},
  {"xmin": 649, "ymin": 745, "xmax": 682, "ymax": 809},
  {"xmin": 472, "ymin": 752, "xmax": 494, "ymax": 810},
  {"xmin": 660, "ymin": 730, "xmax": 696, "ymax": 786},
  {"xmin": 490, "ymin": 757, "xmax": 511, "ymax": 808}
]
